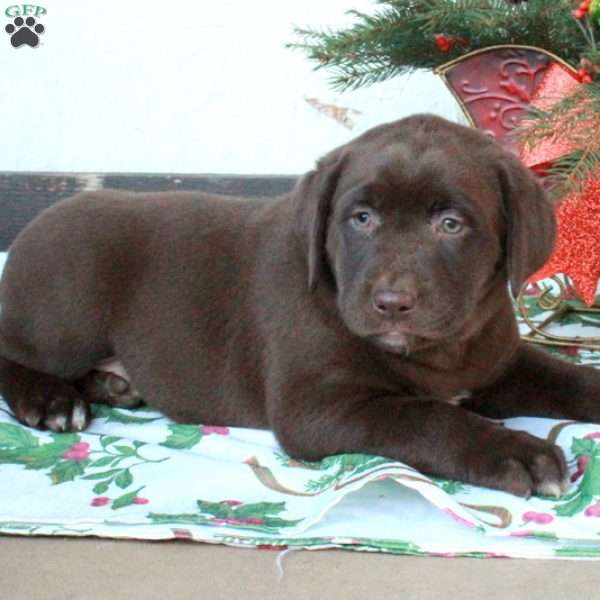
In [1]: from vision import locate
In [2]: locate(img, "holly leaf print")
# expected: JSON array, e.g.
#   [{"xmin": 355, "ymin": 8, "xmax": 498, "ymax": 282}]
[{"xmin": 161, "ymin": 424, "xmax": 202, "ymax": 450}]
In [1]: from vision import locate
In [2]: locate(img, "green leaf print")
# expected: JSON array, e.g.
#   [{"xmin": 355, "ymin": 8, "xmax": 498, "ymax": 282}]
[
  {"xmin": 347, "ymin": 537, "xmax": 422, "ymax": 555},
  {"xmin": 150, "ymin": 499, "xmax": 303, "ymax": 533},
  {"xmin": 114, "ymin": 445, "xmax": 136, "ymax": 456},
  {"xmin": 112, "ymin": 487, "xmax": 144, "ymax": 510},
  {"xmin": 554, "ymin": 436, "xmax": 600, "ymax": 517},
  {"xmin": 437, "ymin": 480, "xmax": 467, "ymax": 495},
  {"xmin": 528, "ymin": 531, "xmax": 558, "ymax": 541},
  {"xmin": 0, "ymin": 423, "xmax": 39, "ymax": 448},
  {"xmin": 572, "ymin": 438, "xmax": 595, "ymax": 456},
  {"xmin": 161, "ymin": 424, "xmax": 203, "ymax": 450},
  {"xmin": 82, "ymin": 468, "xmax": 123, "ymax": 481},
  {"xmin": 91, "ymin": 404, "xmax": 161, "ymax": 425},
  {"xmin": 100, "ymin": 436, "xmax": 121, "ymax": 448},
  {"xmin": 148, "ymin": 513, "xmax": 210, "ymax": 526},
  {"xmin": 261, "ymin": 517, "xmax": 304, "ymax": 529},
  {"xmin": 49, "ymin": 459, "xmax": 88, "ymax": 484},
  {"xmin": 93, "ymin": 481, "xmax": 110, "ymax": 495},
  {"xmin": 0, "ymin": 431, "xmax": 79, "ymax": 471},
  {"xmin": 88, "ymin": 456, "xmax": 118, "ymax": 468},
  {"xmin": 555, "ymin": 545, "xmax": 600, "ymax": 558},
  {"xmin": 229, "ymin": 502, "xmax": 286, "ymax": 519},
  {"xmin": 305, "ymin": 454, "xmax": 392, "ymax": 492},
  {"xmin": 196, "ymin": 500, "xmax": 233, "ymax": 519},
  {"xmin": 0, "ymin": 419, "xmax": 167, "ymax": 509},
  {"xmin": 115, "ymin": 469, "xmax": 133, "ymax": 489}
]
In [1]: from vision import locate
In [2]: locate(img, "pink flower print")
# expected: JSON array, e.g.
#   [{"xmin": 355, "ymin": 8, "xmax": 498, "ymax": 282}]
[
  {"xmin": 523, "ymin": 283, "xmax": 542, "ymax": 297},
  {"xmin": 443, "ymin": 508, "xmax": 477, "ymax": 528},
  {"xmin": 522, "ymin": 511, "xmax": 554, "ymax": 525},
  {"xmin": 63, "ymin": 441, "xmax": 90, "ymax": 461},
  {"xmin": 72, "ymin": 442, "xmax": 90, "ymax": 451},
  {"xmin": 585, "ymin": 501, "xmax": 600, "ymax": 517},
  {"xmin": 172, "ymin": 529, "xmax": 193, "ymax": 540},
  {"xmin": 90, "ymin": 496, "xmax": 110, "ymax": 507},
  {"xmin": 571, "ymin": 455, "xmax": 590, "ymax": 482},
  {"xmin": 257, "ymin": 544, "xmax": 288, "ymax": 551},
  {"xmin": 201, "ymin": 425, "xmax": 230, "ymax": 436},
  {"xmin": 133, "ymin": 497, "xmax": 149, "ymax": 505},
  {"xmin": 584, "ymin": 432, "xmax": 600, "ymax": 440},
  {"xmin": 242, "ymin": 517, "xmax": 264, "ymax": 525},
  {"xmin": 510, "ymin": 530, "xmax": 533, "ymax": 537},
  {"xmin": 222, "ymin": 500, "xmax": 243, "ymax": 507}
]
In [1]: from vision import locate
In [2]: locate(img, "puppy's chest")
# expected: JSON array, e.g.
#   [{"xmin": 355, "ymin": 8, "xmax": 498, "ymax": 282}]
[
  {"xmin": 412, "ymin": 373, "xmax": 474, "ymax": 406},
  {"xmin": 389, "ymin": 353, "xmax": 497, "ymax": 406}
]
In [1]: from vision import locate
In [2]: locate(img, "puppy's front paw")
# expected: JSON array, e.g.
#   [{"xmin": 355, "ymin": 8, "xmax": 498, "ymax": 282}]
[
  {"xmin": 469, "ymin": 429, "xmax": 570, "ymax": 498},
  {"xmin": 12, "ymin": 373, "xmax": 90, "ymax": 432}
]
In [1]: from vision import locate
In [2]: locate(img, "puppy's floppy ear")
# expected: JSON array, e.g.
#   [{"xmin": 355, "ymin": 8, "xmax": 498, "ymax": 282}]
[
  {"xmin": 293, "ymin": 152, "xmax": 346, "ymax": 291},
  {"xmin": 497, "ymin": 152, "xmax": 556, "ymax": 297}
]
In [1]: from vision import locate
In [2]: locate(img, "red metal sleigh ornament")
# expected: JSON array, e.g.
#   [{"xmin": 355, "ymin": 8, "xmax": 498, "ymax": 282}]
[
  {"xmin": 435, "ymin": 44, "xmax": 577, "ymax": 155},
  {"xmin": 436, "ymin": 45, "xmax": 600, "ymax": 349}
]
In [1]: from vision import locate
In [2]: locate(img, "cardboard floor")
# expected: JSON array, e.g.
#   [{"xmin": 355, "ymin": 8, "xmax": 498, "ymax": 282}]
[{"xmin": 3, "ymin": 537, "xmax": 600, "ymax": 599}]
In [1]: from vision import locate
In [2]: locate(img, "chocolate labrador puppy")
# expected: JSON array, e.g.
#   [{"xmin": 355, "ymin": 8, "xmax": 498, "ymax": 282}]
[{"xmin": 2, "ymin": 114, "xmax": 600, "ymax": 498}]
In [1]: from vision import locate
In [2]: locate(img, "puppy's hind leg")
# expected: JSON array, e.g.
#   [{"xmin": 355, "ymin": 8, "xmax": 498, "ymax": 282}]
[
  {"xmin": 0, "ymin": 356, "xmax": 90, "ymax": 432},
  {"xmin": 74, "ymin": 367, "xmax": 144, "ymax": 409}
]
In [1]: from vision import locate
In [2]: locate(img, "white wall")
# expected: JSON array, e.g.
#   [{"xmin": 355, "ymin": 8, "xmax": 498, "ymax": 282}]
[{"xmin": 0, "ymin": 1, "xmax": 465, "ymax": 174}]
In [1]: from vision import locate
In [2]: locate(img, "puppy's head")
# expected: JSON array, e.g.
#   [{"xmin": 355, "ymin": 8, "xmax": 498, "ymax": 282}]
[{"xmin": 293, "ymin": 114, "xmax": 555, "ymax": 354}]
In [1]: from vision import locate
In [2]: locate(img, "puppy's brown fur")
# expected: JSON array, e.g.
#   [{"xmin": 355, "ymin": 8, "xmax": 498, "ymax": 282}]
[{"xmin": 2, "ymin": 114, "xmax": 600, "ymax": 497}]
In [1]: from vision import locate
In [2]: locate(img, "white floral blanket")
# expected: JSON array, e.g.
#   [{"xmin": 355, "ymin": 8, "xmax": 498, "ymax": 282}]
[{"xmin": 3, "ymin": 252, "xmax": 600, "ymax": 559}]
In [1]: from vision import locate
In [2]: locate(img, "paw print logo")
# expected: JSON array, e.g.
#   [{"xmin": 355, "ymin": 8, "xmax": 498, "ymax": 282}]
[{"xmin": 5, "ymin": 16, "xmax": 45, "ymax": 48}]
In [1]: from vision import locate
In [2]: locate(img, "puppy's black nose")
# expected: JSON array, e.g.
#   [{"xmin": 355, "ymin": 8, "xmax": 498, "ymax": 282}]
[{"xmin": 372, "ymin": 290, "xmax": 416, "ymax": 316}]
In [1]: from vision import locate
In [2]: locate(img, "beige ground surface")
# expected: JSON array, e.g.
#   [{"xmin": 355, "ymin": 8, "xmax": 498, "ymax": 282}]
[{"xmin": 2, "ymin": 536, "xmax": 600, "ymax": 599}]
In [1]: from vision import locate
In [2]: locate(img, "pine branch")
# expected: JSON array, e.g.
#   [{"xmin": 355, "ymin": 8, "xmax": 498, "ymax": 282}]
[
  {"xmin": 520, "ymin": 82, "xmax": 600, "ymax": 198},
  {"xmin": 549, "ymin": 149, "xmax": 600, "ymax": 200},
  {"xmin": 289, "ymin": 0, "xmax": 594, "ymax": 92}
]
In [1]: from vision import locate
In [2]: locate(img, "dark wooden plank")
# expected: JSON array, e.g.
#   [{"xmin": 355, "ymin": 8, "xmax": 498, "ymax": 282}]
[
  {"xmin": 0, "ymin": 173, "xmax": 297, "ymax": 250},
  {"xmin": 0, "ymin": 174, "xmax": 82, "ymax": 251},
  {"xmin": 102, "ymin": 174, "xmax": 297, "ymax": 197}
]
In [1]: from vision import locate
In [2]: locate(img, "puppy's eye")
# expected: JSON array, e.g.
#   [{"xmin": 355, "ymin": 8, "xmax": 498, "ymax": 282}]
[
  {"xmin": 351, "ymin": 210, "xmax": 376, "ymax": 231},
  {"xmin": 353, "ymin": 211, "xmax": 371, "ymax": 225},
  {"xmin": 439, "ymin": 216, "xmax": 464, "ymax": 235}
]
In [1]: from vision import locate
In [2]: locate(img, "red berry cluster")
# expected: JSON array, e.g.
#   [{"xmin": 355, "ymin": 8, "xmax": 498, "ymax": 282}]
[
  {"xmin": 435, "ymin": 34, "xmax": 453, "ymax": 52},
  {"xmin": 434, "ymin": 34, "xmax": 469, "ymax": 53},
  {"xmin": 577, "ymin": 67, "xmax": 593, "ymax": 83},
  {"xmin": 573, "ymin": 0, "xmax": 592, "ymax": 19}
]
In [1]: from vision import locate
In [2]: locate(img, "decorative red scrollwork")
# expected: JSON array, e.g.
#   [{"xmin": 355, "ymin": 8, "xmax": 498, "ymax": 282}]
[{"xmin": 436, "ymin": 45, "xmax": 576, "ymax": 154}]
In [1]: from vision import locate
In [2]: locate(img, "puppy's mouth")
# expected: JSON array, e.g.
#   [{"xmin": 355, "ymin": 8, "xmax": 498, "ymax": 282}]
[
  {"xmin": 376, "ymin": 330, "xmax": 410, "ymax": 347},
  {"xmin": 370, "ymin": 319, "xmax": 455, "ymax": 354},
  {"xmin": 370, "ymin": 328, "xmax": 415, "ymax": 355}
]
